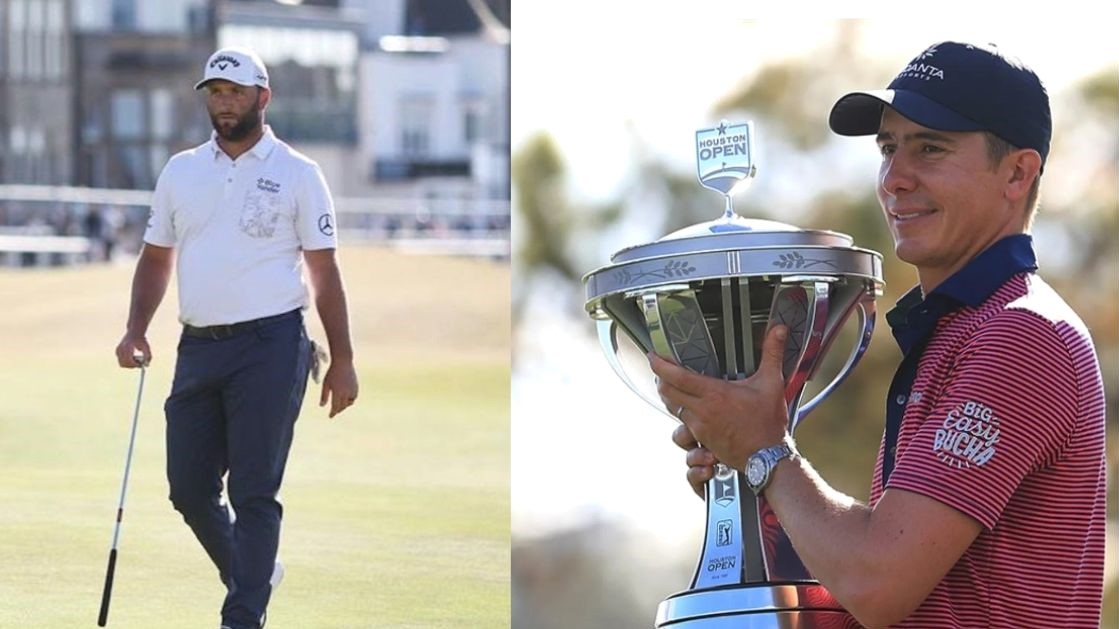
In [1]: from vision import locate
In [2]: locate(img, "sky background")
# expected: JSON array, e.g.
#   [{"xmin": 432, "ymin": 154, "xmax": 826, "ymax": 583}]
[{"xmin": 514, "ymin": 14, "xmax": 1117, "ymax": 203}]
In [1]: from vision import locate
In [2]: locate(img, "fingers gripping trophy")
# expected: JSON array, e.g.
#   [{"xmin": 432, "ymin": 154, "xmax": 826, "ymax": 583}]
[{"xmin": 583, "ymin": 122, "xmax": 885, "ymax": 627}]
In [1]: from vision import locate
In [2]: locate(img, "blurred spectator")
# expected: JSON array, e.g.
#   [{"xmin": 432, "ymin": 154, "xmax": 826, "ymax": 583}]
[{"xmin": 83, "ymin": 206, "xmax": 122, "ymax": 262}]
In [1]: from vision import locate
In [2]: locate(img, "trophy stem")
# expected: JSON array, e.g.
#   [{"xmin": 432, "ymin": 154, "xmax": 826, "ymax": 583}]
[
  {"xmin": 740, "ymin": 484, "xmax": 767, "ymax": 583},
  {"xmin": 722, "ymin": 195, "xmax": 735, "ymax": 221}
]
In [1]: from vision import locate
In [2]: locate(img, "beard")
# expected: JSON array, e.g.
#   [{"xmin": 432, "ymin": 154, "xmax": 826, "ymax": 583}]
[{"xmin": 209, "ymin": 101, "xmax": 262, "ymax": 142}]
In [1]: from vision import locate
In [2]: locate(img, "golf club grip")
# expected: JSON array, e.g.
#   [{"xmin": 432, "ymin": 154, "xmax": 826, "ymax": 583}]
[{"xmin": 97, "ymin": 548, "xmax": 117, "ymax": 626}]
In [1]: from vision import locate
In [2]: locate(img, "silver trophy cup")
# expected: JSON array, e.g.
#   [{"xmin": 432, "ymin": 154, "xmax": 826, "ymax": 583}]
[{"xmin": 582, "ymin": 122, "xmax": 884, "ymax": 627}]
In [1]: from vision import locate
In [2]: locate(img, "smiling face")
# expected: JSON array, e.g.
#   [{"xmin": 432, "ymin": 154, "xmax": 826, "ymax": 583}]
[{"xmin": 875, "ymin": 107, "xmax": 1028, "ymax": 292}]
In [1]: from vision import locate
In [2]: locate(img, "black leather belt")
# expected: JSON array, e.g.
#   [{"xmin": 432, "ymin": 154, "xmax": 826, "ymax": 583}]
[{"xmin": 183, "ymin": 309, "xmax": 300, "ymax": 340}]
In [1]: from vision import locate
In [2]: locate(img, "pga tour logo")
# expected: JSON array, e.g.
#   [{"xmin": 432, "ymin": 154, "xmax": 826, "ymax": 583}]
[
  {"xmin": 933, "ymin": 400, "xmax": 1000, "ymax": 469},
  {"xmin": 716, "ymin": 520, "xmax": 733, "ymax": 547},
  {"xmin": 695, "ymin": 121, "xmax": 755, "ymax": 195}
]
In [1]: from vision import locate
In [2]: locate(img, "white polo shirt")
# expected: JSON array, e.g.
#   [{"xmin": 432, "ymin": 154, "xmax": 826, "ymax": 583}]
[{"xmin": 144, "ymin": 125, "xmax": 337, "ymax": 326}]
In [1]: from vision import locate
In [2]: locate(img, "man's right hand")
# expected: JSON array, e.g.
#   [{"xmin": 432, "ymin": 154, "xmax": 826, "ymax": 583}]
[
  {"xmin": 115, "ymin": 334, "xmax": 151, "ymax": 368},
  {"xmin": 672, "ymin": 422, "xmax": 717, "ymax": 500}
]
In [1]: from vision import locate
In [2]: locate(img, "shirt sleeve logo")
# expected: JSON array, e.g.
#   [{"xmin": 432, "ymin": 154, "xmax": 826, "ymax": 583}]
[
  {"xmin": 933, "ymin": 400, "xmax": 1000, "ymax": 469},
  {"xmin": 318, "ymin": 213, "xmax": 334, "ymax": 236}
]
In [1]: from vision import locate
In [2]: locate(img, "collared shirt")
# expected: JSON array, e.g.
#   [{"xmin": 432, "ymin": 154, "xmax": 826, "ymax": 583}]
[
  {"xmin": 868, "ymin": 234, "xmax": 1106, "ymax": 627},
  {"xmin": 144, "ymin": 125, "xmax": 337, "ymax": 326},
  {"xmin": 881, "ymin": 234, "xmax": 1039, "ymax": 481}
]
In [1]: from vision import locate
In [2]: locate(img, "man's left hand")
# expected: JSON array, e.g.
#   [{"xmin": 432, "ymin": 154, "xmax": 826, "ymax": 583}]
[
  {"xmin": 650, "ymin": 324, "xmax": 791, "ymax": 470},
  {"xmin": 320, "ymin": 360, "xmax": 359, "ymax": 418}
]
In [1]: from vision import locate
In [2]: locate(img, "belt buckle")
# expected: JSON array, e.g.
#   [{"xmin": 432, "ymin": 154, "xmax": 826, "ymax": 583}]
[{"xmin": 209, "ymin": 325, "xmax": 235, "ymax": 340}]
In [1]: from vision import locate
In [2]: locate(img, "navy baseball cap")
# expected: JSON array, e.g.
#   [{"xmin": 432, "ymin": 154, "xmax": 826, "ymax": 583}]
[{"xmin": 829, "ymin": 41, "xmax": 1051, "ymax": 166}]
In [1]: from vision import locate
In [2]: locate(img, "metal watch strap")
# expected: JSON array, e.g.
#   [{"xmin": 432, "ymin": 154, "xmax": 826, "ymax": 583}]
[{"xmin": 746, "ymin": 442, "xmax": 796, "ymax": 495}]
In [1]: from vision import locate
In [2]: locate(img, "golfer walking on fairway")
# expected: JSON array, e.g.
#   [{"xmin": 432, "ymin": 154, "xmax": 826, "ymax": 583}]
[{"xmin": 114, "ymin": 46, "xmax": 359, "ymax": 629}]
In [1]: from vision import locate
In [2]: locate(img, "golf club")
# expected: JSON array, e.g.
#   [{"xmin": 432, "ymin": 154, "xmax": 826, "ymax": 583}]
[{"xmin": 97, "ymin": 355, "xmax": 147, "ymax": 627}]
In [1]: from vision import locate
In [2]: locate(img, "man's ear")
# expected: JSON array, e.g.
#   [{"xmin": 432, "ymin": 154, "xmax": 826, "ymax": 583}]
[
  {"xmin": 257, "ymin": 87, "xmax": 272, "ymax": 111},
  {"xmin": 1004, "ymin": 148, "xmax": 1042, "ymax": 204}
]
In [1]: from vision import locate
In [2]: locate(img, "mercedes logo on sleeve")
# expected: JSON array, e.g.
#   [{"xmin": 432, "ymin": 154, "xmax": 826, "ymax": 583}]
[{"xmin": 318, "ymin": 214, "xmax": 334, "ymax": 236}]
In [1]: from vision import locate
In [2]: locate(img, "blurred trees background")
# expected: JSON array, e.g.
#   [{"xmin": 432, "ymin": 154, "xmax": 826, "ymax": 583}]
[{"xmin": 512, "ymin": 25, "xmax": 1118, "ymax": 629}]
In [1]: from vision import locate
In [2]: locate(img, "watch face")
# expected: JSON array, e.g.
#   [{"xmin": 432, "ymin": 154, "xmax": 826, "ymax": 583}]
[{"xmin": 746, "ymin": 457, "xmax": 766, "ymax": 487}]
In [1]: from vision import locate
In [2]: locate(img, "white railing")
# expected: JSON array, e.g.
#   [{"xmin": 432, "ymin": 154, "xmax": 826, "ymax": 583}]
[
  {"xmin": 0, "ymin": 228, "xmax": 93, "ymax": 267},
  {"xmin": 0, "ymin": 184, "xmax": 510, "ymax": 266}
]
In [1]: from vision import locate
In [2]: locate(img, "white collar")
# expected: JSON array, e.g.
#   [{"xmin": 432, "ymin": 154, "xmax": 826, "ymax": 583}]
[{"xmin": 208, "ymin": 125, "xmax": 277, "ymax": 161}]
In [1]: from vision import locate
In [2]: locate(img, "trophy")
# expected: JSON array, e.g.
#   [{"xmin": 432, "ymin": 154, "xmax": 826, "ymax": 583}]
[{"xmin": 583, "ymin": 121, "xmax": 884, "ymax": 627}]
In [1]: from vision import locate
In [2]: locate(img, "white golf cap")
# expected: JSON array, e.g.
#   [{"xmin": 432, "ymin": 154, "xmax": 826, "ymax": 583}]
[{"xmin": 194, "ymin": 47, "xmax": 269, "ymax": 90}]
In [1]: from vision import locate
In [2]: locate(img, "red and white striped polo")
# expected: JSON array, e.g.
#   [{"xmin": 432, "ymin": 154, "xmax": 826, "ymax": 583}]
[{"xmin": 867, "ymin": 272, "xmax": 1106, "ymax": 627}]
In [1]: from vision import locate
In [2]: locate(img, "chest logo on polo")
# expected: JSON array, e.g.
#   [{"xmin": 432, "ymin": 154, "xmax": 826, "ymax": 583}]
[
  {"xmin": 257, "ymin": 177, "xmax": 281, "ymax": 194},
  {"xmin": 933, "ymin": 400, "xmax": 1000, "ymax": 469}
]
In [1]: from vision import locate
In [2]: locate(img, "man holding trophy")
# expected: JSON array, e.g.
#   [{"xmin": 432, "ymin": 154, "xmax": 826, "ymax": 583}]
[{"xmin": 652, "ymin": 42, "xmax": 1106, "ymax": 627}]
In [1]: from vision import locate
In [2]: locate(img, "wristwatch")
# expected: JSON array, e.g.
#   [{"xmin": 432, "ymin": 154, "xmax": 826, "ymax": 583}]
[{"xmin": 744, "ymin": 442, "xmax": 797, "ymax": 495}]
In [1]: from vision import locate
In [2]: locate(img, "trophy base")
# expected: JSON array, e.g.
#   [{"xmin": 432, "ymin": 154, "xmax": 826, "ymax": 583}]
[{"xmin": 656, "ymin": 583, "xmax": 847, "ymax": 628}]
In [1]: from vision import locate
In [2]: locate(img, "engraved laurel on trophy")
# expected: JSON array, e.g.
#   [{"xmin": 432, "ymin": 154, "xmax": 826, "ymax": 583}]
[{"xmin": 583, "ymin": 121, "xmax": 885, "ymax": 627}]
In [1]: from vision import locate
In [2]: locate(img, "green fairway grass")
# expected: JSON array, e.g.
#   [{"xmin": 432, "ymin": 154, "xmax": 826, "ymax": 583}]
[{"xmin": 0, "ymin": 247, "xmax": 510, "ymax": 628}]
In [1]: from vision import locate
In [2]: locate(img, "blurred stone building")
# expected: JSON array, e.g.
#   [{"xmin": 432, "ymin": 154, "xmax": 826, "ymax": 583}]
[
  {"xmin": 71, "ymin": 0, "xmax": 216, "ymax": 189},
  {"xmin": 2, "ymin": 0, "xmax": 511, "ymax": 257},
  {"xmin": 218, "ymin": 0, "xmax": 363, "ymax": 195},
  {"xmin": 352, "ymin": 0, "xmax": 510, "ymax": 200},
  {"xmin": 0, "ymin": 0, "xmax": 74, "ymax": 185},
  {"xmin": 3, "ymin": 0, "xmax": 510, "ymax": 202}
]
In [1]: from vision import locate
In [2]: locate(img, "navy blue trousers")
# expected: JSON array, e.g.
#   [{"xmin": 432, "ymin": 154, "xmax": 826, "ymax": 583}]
[{"xmin": 164, "ymin": 310, "xmax": 311, "ymax": 629}]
